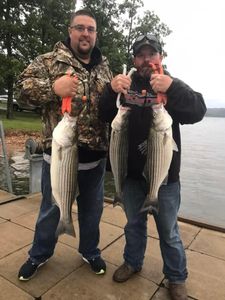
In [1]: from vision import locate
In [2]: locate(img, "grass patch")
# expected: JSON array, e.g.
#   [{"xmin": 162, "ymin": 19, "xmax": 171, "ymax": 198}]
[{"xmin": 0, "ymin": 108, "xmax": 42, "ymax": 132}]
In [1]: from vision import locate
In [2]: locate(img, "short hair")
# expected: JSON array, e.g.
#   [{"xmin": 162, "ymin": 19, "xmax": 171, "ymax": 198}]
[{"xmin": 70, "ymin": 9, "xmax": 97, "ymax": 26}]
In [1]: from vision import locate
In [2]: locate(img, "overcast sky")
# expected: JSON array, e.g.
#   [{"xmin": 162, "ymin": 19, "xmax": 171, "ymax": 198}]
[
  {"xmin": 77, "ymin": 0, "xmax": 224, "ymax": 108},
  {"xmin": 142, "ymin": 0, "xmax": 224, "ymax": 108}
]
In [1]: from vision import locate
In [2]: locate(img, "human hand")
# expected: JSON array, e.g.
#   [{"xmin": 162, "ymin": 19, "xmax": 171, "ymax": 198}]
[
  {"xmin": 53, "ymin": 75, "xmax": 78, "ymax": 98},
  {"xmin": 150, "ymin": 74, "xmax": 173, "ymax": 93},
  {"xmin": 111, "ymin": 74, "xmax": 131, "ymax": 94}
]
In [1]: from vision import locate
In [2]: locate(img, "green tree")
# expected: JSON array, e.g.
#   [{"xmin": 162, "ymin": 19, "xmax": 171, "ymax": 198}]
[
  {"xmin": 80, "ymin": 0, "xmax": 171, "ymax": 73},
  {"xmin": 81, "ymin": 0, "xmax": 126, "ymax": 74},
  {"xmin": 0, "ymin": 0, "xmax": 76, "ymax": 119}
]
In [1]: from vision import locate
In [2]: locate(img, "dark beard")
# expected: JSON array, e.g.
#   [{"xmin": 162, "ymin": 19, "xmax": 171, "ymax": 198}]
[
  {"xmin": 77, "ymin": 45, "xmax": 93, "ymax": 59},
  {"xmin": 138, "ymin": 65, "xmax": 152, "ymax": 79}
]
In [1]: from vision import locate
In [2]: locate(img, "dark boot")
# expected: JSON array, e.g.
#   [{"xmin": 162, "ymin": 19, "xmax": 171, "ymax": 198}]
[
  {"xmin": 169, "ymin": 282, "xmax": 188, "ymax": 300},
  {"xmin": 113, "ymin": 262, "xmax": 141, "ymax": 283}
]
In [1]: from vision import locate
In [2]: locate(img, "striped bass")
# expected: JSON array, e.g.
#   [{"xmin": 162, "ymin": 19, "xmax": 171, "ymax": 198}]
[
  {"xmin": 109, "ymin": 106, "xmax": 130, "ymax": 208},
  {"xmin": 141, "ymin": 104, "xmax": 178, "ymax": 213},
  {"xmin": 51, "ymin": 112, "xmax": 78, "ymax": 237}
]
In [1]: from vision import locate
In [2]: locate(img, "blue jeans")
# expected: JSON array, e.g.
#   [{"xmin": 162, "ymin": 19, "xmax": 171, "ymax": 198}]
[
  {"xmin": 122, "ymin": 177, "xmax": 188, "ymax": 283},
  {"xmin": 29, "ymin": 158, "xmax": 106, "ymax": 264}
]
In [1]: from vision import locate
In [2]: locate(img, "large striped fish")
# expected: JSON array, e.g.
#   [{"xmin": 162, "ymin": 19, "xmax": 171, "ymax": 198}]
[
  {"xmin": 50, "ymin": 112, "xmax": 78, "ymax": 237},
  {"xmin": 141, "ymin": 104, "xmax": 177, "ymax": 213},
  {"xmin": 109, "ymin": 105, "xmax": 130, "ymax": 208}
]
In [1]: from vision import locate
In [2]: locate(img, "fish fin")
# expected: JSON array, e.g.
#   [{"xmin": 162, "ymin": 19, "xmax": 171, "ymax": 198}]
[
  {"xmin": 56, "ymin": 220, "xmax": 76, "ymax": 237},
  {"xmin": 163, "ymin": 134, "xmax": 178, "ymax": 151},
  {"xmin": 51, "ymin": 194, "xmax": 57, "ymax": 205},
  {"xmin": 162, "ymin": 175, "xmax": 168, "ymax": 185},
  {"xmin": 172, "ymin": 139, "xmax": 178, "ymax": 152},
  {"xmin": 75, "ymin": 186, "xmax": 80, "ymax": 198},
  {"xmin": 163, "ymin": 132, "xmax": 170, "ymax": 145}
]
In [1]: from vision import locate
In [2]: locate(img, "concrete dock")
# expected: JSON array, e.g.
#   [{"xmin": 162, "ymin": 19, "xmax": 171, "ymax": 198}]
[{"xmin": 0, "ymin": 189, "xmax": 225, "ymax": 300}]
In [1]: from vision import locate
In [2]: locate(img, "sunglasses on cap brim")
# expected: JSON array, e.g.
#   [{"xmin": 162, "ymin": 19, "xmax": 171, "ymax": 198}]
[{"xmin": 134, "ymin": 34, "xmax": 159, "ymax": 44}]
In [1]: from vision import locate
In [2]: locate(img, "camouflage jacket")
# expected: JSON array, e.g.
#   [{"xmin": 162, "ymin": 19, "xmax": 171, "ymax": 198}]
[
  {"xmin": 16, "ymin": 43, "xmax": 113, "ymax": 152},
  {"xmin": 50, "ymin": 41, "xmax": 112, "ymax": 152}
]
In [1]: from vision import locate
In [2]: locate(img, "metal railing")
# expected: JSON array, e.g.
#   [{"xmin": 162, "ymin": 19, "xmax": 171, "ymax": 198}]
[{"xmin": 0, "ymin": 120, "xmax": 13, "ymax": 193}]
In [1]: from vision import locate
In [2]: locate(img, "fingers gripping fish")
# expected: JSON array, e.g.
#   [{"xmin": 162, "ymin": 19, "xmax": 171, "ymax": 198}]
[{"xmin": 149, "ymin": 62, "xmax": 167, "ymax": 105}]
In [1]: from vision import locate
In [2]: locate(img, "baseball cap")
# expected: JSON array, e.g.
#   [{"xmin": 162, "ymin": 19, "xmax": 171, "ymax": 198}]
[{"xmin": 133, "ymin": 34, "xmax": 162, "ymax": 55}]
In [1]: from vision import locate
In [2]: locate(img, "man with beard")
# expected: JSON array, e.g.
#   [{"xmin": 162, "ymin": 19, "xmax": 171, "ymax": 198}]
[
  {"xmin": 99, "ymin": 34, "xmax": 206, "ymax": 300},
  {"xmin": 17, "ymin": 9, "xmax": 128, "ymax": 281}
]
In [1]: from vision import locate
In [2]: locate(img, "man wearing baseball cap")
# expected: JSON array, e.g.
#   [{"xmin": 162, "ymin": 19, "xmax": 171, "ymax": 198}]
[{"xmin": 99, "ymin": 34, "xmax": 206, "ymax": 300}]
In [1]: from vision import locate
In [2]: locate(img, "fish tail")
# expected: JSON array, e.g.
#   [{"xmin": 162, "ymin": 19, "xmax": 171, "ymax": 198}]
[
  {"xmin": 56, "ymin": 220, "xmax": 76, "ymax": 237},
  {"xmin": 140, "ymin": 195, "xmax": 159, "ymax": 214},
  {"xmin": 113, "ymin": 194, "xmax": 124, "ymax": 210}
]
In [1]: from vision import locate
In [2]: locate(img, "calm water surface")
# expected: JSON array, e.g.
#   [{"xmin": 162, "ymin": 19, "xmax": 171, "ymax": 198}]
[{"xmin": 179, "ymin": 116, "xmax": 225, "ymax": 228}]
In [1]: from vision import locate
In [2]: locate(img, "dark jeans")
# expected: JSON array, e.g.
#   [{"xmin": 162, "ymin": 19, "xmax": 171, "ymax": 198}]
[
  {"xmin": 29, "ymin": 158, "xmax": 106, "ymax": 264},
  {"xmin": 122, "ymin": 177, "xmax": 188, "ymax": 283}
]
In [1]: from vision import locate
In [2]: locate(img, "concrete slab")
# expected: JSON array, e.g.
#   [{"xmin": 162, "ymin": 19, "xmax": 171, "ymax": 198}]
[
  {"xmin": 42, "ymin": 262, "xmax": 158, "ymax": 300},
  {"xmin": 103, "ymin": 235, "xmax": 164, "ymax": 285},
  {"xmin": 25, "ymin": 192, "xmax": 41, "ymax": 200},
  {"xmin": 0, "ymin": 217, "xmax": 6, "ymax": 224},
  {"xmin": 58, "ymin": 220, "xmax": 80, "ymax": 250},
  {"xmin": 12, "ymin": 210, "xmax": 78, "ymax": 232},
  {"xmin": 101, "ymin": 204, "xmax": 127, "ymax": 228},
  {"xmin": 0, "ymin": 244, "xmax": 84, "ymax": 298},
  {"xmin": 151, "ymin": 286, "xmax": 193, "ymax": 300},
  {"xmin": 189, "ymin": 228, "xmax": 225, "ymax": 260},
  {"xmin": 186, "ymin": 250, "xmax": 225, "ymax": 300},
  {"xmin": 59, "ymin": 219, "xmax": 124, "ymax": 251},
  {"xmin": 147, "ymin": 216, "xmax": 159, "ymax": 238},
  {"xmin": 100, "ymin": 220, "xmax": 124, "ymax": 250},
  {"xmin": 0, "ymin": 221, "xmax": 34, "ymax": 259},
  {"xmin": 0, "ymin": 189, "xmax": 24, "ymax": 204},
  {"xmin": 141, "ymin": 238, "xmax": 164, "ymax": 284},
  {"xmin": 0, "ymin": 276, "xmax": 33, "ymax": 300},
  {"xmin": 0, "ymin": 197, "xmax": 40, "ymax": 220},
  {"xmin": 147, "ymin": 217, "xmax": 201, "ymax": 249},
  {"xmin": 151, "ymin": 287, "xmax": 170, "ymax": 299},
  {"xmin": 178, "ymin": 222, "xmax": 201, "ymax": 249},
  {"xmin": 0, "ymin": 192, "xmax": 225, "ymax": 299},
  {"xmin": 11, "ymin": 211, "xmax": 39, "ymax": 231}
]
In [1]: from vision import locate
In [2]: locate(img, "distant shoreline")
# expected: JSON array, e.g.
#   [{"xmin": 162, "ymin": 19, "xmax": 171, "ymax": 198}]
[{"xmin": 206, "ymin": 108, "xmax": 225, "ymax": 118}]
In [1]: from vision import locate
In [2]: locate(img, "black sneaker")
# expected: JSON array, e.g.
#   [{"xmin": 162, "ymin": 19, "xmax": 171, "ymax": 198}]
[
  {"xmin": 18, "ymin": 258, "xmax": 48, "ymax": 281},
  {"xmin": 82, "ymin": 256, "xmax": 106, "ymax": 275}
]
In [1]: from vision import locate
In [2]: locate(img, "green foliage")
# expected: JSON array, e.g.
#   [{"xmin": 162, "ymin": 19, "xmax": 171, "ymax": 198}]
[
  {"xmin": 81, "ymin": 0, "xmax": 171, "ymax": 71},
  {"xmin": 0, "ymin": 0, "xmax": 76, "ymax": 118}
]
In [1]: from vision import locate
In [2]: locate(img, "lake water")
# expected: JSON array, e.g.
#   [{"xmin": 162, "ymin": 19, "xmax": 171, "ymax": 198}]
[
  {"xmin": 0, "ymin": 116, "xmax": 225, "ymax": 229},
  {"xmin": 179, "ymin": 116, "xmax": 225, "ymax": 229}
]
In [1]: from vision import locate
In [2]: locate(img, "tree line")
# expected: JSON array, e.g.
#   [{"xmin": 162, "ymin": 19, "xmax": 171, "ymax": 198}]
[{"xmin": 0, "ymin": 0, "xmax": 171, "ymax": 118}]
